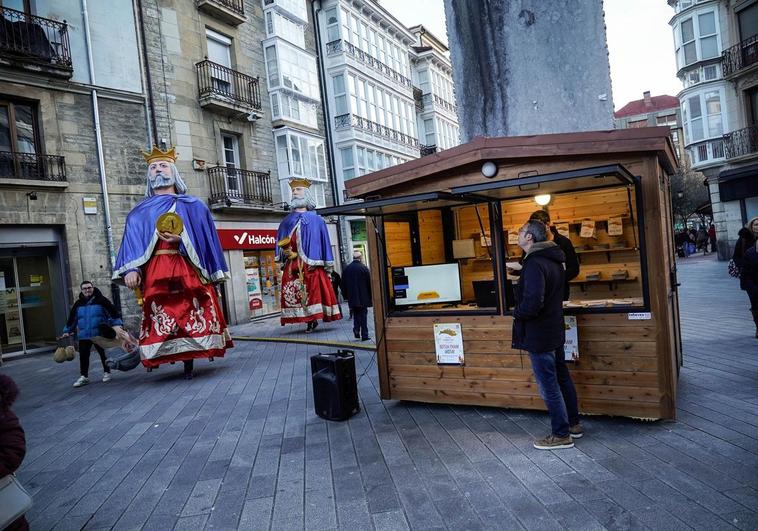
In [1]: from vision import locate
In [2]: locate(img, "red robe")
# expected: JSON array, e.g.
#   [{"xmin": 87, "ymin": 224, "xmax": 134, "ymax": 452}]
[
  {"xmin": 280, "ymin": 231, "xmax": 341, "ymax": 324},
  {"xmin": 138, "ymin": 240, "xmax": 233, "ymax": 368}
]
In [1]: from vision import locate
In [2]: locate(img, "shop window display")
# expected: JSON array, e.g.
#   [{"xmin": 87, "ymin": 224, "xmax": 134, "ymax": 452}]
[{"xmin": 243, "ymin": 250, "xmax": 282, "ymax": 317}]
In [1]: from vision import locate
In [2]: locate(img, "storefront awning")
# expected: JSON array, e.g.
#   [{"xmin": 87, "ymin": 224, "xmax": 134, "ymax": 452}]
[
  {"xmin": 718, "ymin": 163, "xmax": 758, "ymax": 203},
  {"xmin": 317, "ymin": 191, "xmax": 489, "ymax": 217},
  {"xmin": 449, "ymin": 164, "xmax": 637, "ymax": 200}
]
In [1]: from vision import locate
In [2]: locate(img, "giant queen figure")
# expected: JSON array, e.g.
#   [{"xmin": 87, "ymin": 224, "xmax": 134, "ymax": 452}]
[
  {"xmin": 113, "ymin": 146, "xmax": 232, "ymax": 378},
  {"xmin": 276, "ymin": 178, "xmax": 341, "ymax": 331}
]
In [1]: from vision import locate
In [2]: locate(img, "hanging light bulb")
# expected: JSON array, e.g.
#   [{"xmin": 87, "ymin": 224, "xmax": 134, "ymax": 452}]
[{"xmin": 534, "ymin": 194, "xmax": 551, "ymax": 206}]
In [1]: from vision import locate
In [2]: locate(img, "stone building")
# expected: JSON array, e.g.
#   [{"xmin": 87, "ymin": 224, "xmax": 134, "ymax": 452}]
[
  {"xmin": 139, "ymin": 0, "xmax": 336, "ymax": 324},
  {"xmin": 0, "ymin": 0, "xmax": 149, "ymax": 356},
  {"xmin": 668, "ymin": 0, "xmax": 758, "ymax": 259}
]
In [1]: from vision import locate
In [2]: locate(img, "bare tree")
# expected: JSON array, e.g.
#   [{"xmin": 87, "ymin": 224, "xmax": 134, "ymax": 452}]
[{"xmin": 671, "ymin": 159, "xmax": 710, "ymax": 228}]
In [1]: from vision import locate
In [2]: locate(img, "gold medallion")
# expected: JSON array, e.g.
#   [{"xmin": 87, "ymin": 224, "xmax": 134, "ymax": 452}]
[{"xmin": 156, "ymin": 212, "xmax": 184, "ymax": 235}]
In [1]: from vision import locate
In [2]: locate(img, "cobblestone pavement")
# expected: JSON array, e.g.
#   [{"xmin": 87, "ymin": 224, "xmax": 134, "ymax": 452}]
[{"xmin": 2, "ymin": 255, "xmax": 757, "ymax": 530}]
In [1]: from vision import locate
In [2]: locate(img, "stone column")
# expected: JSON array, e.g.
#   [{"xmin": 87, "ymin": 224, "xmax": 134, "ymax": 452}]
[{"xmin": 444, "ymin": 0, "xmax": 615, "ymax": 141}]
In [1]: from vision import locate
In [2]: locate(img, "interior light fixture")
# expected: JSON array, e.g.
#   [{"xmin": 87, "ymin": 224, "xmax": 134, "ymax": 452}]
[
  {"xmin": 534, "ymin": 194, "xmax": 551, "ymax": 206},
  {"xmin": 481, "ymin": 161, "xmax": 498, "ymax": 178}
]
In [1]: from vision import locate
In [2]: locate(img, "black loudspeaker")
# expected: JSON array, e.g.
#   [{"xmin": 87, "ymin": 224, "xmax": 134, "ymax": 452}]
[{"xmin": 310, "ymin": 350, "xmax": 360, "ymax": 421}]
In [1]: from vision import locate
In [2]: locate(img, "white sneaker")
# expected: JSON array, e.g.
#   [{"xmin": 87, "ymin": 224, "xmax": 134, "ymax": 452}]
[
  {"xmin": 102, "ymin": 373, "xmax": 112, "ymax": 383},
  {"xmin": 73, "ymin": 376, "xmax": 89, "ymax": 388}
]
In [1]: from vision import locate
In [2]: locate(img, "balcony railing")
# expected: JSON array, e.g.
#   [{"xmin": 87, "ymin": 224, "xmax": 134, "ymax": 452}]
[
  {"xmin": 723, "ymin": 125, "xmax": 758, "ymax": 160},
  {"xmin": 197, "ymin": 0, "xmax": 244, "ymax": 16},
  {"xmin": 196, "ymin": 60, "xmax": 262, "ymax": 110},
  {"xmin": 208, "ymin": 166, "xmax": 272, "ymax": 207},
  {"xmin": 325, "ymin": 39, "xmax": 412, "ymax": 89},
  {"xmin": 413, "ymin": 86, "xmax": 423, "ymax": 111},
  {"xmin": 334, "ymin": 113, "xmax": 419, "ymax": 149},
  {"xmin": 0, "ymin": 6, "xmax": 72, "ymax": 74},
  {"xmin": 0, "ymin": 151, "xmax": 66, "ymax": 182},
  {"xmin": 722, "ymin": 34, "xmax": 758, "ymax": 77},
  {"xmin": 420, "ymin": 144, "xmax": 437, "ymax": 156},
  {"xmin": 422, "ymin": 92, "xmax": 457, "ymax": 115}
]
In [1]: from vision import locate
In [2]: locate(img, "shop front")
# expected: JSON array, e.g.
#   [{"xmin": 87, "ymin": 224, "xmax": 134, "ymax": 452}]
[
  {"xmin": 321, "ymin": 129, "xmax": 682, "ymax": 420},
  {"xmin": 0, "ymin": 226, "xmax": 68, "ymax": 358},
  {"xmin": 217, "ymin": 226, "xmax": 281, "ymax": 322}
]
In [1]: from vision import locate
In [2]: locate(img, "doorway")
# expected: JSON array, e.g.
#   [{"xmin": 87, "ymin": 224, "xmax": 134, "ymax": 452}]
[{"xmin": 0, "ymin": 253, "xmax": 59, "ymax": 356}]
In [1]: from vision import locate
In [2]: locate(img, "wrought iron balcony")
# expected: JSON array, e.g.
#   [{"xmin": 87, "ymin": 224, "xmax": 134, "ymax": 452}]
[
  {"xmin": 420, "ymin": 144, "xmax": 437, "ymax": 156},
  {"xmin": 723, "ymin": 125, "xmax": 758, "ymax": 160},
  {"xmin": 334, "ymin": 113, "xmax": 419, "ymax": 150},
  {"xmin": 196, "ymin": 60, "xmax": 262, "ymax": 116},
  {"xmin": 0, "ymin": 6, "xmax": 72, "ymax": 77},
  {"xmin": 722, "ymin": 34, "xmax": 758, "ymax": 78},
  {"xmin": 422, "ymin": 93, "xmax": 457, "ymax": 115},
  {"xmin": 325, "ymin": 39, "xmax": 412, "ymax": 89},
  {"xmin": 413, "ymin": 86, "xmax": 423, "ymax": 111},
  {"xmin": 208, "ymin": 166, "xmax": 273, "ymax": 208},
  {"xmin": 196, "ymin": 0, "xmax": 246, "ymax": 25},
  {"xmin": 0, "ymin": 151, "xmax": 66, "ymax": 182}
]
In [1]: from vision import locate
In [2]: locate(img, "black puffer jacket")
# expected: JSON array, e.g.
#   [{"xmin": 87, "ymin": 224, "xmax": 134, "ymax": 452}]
[
  {"xmin": 512, "ymin": 242, "xmax": 566, "ymax": 353},
  {"xmin": 734, "ymin": 228, "xmax": 756, "ymax": 291}
]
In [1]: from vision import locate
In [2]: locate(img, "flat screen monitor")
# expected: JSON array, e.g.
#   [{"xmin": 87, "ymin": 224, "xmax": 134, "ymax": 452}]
[{"xmin": 392, "ymin": 263, "xmax": 462, "ymax": 306}]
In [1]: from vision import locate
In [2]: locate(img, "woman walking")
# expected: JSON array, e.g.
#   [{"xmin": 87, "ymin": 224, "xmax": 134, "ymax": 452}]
[
  {"xmin": 733, "ymin": 217, "xmax": 758, "ymax": 337},
  {"xmin": 62, "ymin": 281, "xmax": 123, "ymax": 387}
]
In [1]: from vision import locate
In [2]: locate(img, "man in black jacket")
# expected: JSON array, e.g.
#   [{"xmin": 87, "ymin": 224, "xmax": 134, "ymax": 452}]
[
  {"xmin": 341, "ymin": 251, "xmax": 372, "ymax": 341},
  {"xmin": 529, "ymin": 210, "xmax": 579, "ymax": 300},
  {"xmin": 513, "ymin": 220, "xmax": 582, "ymax": 450}
]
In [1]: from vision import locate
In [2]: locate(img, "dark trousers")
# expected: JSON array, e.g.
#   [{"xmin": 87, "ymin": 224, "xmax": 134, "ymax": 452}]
[
  {"xmin": 528, "ymin": 347, "xmax": 579, "ymax": 438},
  {"xmin": 352, "ymin": 306, "xmax": 369, "ymax": 339},
  {"xmin": 79, "ymin": 339, "xmax": 109, "ymax": 377}
]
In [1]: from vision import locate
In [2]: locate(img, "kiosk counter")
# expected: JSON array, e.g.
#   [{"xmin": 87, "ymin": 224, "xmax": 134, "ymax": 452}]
[{"xmin": 320, "ymin": 128, "xmax": 681, "ymax": 420}]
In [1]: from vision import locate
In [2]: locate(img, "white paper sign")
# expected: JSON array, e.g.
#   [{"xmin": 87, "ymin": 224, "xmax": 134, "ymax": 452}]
[
  {"xmin": 564, "ymin": 316, "xmax": 579, "ymax": 361},
  {"xmin": 628, "ymin": 312, "xmax": 652, "ymax": 320},
  {"xmin": 434, "ymin": 323, "xmax": 464, "ymax": 365},
  {"xmin": 83, "ymin": 197, "xmax": 97, "ymax": 215}
]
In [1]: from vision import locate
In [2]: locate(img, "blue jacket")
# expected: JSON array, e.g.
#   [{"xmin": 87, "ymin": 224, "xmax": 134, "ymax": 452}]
[
  {"xmin": 63, "ymin": 287, "xmax": 122, "ymax": 340},
  {"xmin": 512, "ymin": 242, "xmax": 566, "ymax": 353}
]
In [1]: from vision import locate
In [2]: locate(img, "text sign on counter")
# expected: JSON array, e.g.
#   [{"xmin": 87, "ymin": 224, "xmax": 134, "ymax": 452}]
[
  {"xmin": 628, "ymin": 312, "xmax": 652, "ymax": 320},
  {"xmin": 434, "ymin": 323, "xmax": 464, "ymax": 365},
  {"xmin": 564, "ymin": 316, "xmax": 579, "ymax": 361}
]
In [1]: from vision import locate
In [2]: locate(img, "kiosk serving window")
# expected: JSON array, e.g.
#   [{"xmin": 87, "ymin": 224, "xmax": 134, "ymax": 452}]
[{"xmin": 319, "ymin": 193, "xmax": 499, "ymax": 314}]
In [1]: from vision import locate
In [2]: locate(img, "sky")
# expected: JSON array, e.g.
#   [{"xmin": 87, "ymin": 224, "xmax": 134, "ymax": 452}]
[{"xmin": 378, "ymin": 0, "xmax": 682, "ymax": 111}]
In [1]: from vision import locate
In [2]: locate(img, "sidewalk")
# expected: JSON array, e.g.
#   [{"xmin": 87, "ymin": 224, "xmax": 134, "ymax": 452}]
[{"xmin": 3, "ymin": 256, "xmax": 757, "ymax": 530}]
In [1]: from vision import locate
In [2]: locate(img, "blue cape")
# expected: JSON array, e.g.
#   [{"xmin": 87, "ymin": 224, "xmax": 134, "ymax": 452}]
[
  {"xmin": 275, "ymin": 210, "xmax": 334, "ymax": 267},
  {"xmin": 113, "ymin": 194, "xmax": 229, "ymax": 283}
]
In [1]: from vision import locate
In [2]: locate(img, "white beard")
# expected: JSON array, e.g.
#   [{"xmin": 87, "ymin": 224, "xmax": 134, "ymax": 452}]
[{"xmin": 150, "ymin": 172, "xmax": 175, "ymax": 191}]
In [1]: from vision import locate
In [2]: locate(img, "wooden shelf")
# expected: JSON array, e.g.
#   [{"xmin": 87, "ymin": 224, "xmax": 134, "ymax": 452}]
[
  {"xmin": 576, "ymin": 246, "xmax": 636, "ymax": 254},
  {"xmin": 571, "ymin": 276, "xmax": 637, "ymax": 283}
]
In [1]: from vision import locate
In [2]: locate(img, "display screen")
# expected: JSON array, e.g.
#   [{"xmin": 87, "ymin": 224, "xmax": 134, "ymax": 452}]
[{"xmin": 392, "ymin": 263, "xmax": 462, "ymax": 306}]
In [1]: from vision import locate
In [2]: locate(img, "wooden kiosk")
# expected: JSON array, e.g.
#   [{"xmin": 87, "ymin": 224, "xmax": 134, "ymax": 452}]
[{"xmin": 321, "ymin": 128, "xmax": 682, "ymax": 420}]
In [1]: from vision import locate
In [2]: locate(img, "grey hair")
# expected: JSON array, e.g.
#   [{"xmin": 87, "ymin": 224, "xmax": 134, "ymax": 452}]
[
  {"xmin": 145, "ymin": 163, "xmax": 188, "ymax": 197},
  {"xmin": 289, "ymin": 186, "xmax": 317, "ymax": 210},
  {"xmin": 521, "ymin": 219, "xmax": 548, "ymax": 243}
]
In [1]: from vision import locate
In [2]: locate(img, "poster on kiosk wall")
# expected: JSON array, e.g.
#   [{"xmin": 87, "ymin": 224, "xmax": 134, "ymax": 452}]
[{"xmin": 434, "ymin": 323, "xmax": 464, "ymax": 365}]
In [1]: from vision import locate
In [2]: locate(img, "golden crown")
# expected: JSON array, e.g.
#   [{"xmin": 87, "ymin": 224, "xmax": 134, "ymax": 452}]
[
  {"xmin": 288, "ymin": 178, "xmax": 312, "ymax": 189},
  {"xmin": 141, "ymin": 145, "xmax": 177, "ymax": 164}
]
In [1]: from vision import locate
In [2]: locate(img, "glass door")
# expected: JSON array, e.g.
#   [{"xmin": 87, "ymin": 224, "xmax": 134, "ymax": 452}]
[{"xmin": 0, "ymin": 255, "xmax": 56, "ymax": 356}]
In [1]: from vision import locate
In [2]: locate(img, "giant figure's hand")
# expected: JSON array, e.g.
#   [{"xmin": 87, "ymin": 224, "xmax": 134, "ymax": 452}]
[
  {"xmin": 125, "ymin": 271, "xmax": 142, "ymax": 289},
  {"xmin": 158, "ymin": 231, "xmax": 181, "ymax": 244}
]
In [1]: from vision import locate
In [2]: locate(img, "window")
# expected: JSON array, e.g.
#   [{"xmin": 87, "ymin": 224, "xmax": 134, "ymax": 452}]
[
  {"xmin": 341, "ymin": 8, "xmax": 350, "ymax": 43},
  {"xmin": 683, "ymin": 89, "xmax": 724, "ymax": 145},
  {"xmin": 628, "ymin": 119, "xmax": 648, "ymax": 128},
  {"xmin": 656, "ymin": 114, "xmax": 677, "ymax": 126},
  {"xmin": 333, "ymin": 74, "xmax": 347, "ymax": 115},
  {"xmin": 348, "ymin": 74, "xmax": 359, "ymax": 115},
  {"xmin": 738, "ymin": 2, "xmax": 758, "ymax": 41},
  {"xmin": 221, "ymin": 133, "xmax": 241, "ymax": 194},
  {"xmin": 676, "ymin": 10, "xmax": 720, "ymax": 68},
  {"xmin": 2, "ymin": 0, "xmax": 30, "ymax": 14},
  {"xmin": 685, "ymin": 94, "xmax": 704, "ymax": 141},
  {"xmin": 340, "ymin": 147, "xmax": 354, "ymax": 179},
  {"xmin": 265, "ymin": 45, "xmax": 279, "ymax": 88},
  {"xmin": 206, "ymin": 29, "xmax": 233, "ymax": 93},
  {"xmin": 266, "ymin": 11, "xmax": 305, "ymax": 47},
  {"xmin": 424, "ymin": 118, "xmax": 435, "ymax": 145},
  {"xmin": 275, "ymin": 130, "xmax": 329, "ymax": 184},
  {"xmin": 0, "ymin": 98, "xmax": 41, "ymax": 178},
  {"xmin": 704, "ymin": 90, "xmax": 722, "ymax": 137},
  {"xmin": 325, "ymin": 7, "xmax": 339, "ymax": 42}
]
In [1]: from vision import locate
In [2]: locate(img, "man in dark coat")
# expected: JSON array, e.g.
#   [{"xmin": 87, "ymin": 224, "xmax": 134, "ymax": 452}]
[
  {"xmin": 513, "ymin": 220, "xmax": 581, "ymax": 450},
  {"xmin": 529, "ymin": 210, "xmax": 579, "ymax": 300},
  {"xmin": 341, "ymin": 251, "xmax": 372, "ymax": 341},
  {"xmin": 0, "ymin": 374, "xmax": 29, "ymax": 531}
]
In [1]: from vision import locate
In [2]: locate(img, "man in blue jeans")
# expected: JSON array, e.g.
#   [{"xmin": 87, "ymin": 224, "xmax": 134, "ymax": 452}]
[{"xmin": 512, "ymin": 220, "xmax": 583, "ymax": 449}]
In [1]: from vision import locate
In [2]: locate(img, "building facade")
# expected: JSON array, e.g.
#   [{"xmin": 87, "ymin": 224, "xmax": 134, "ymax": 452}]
[
  {"xmin": 312, "ymin": 0, "xmax": 460, "ymax": 262},
  {"xmin": 614, "ymin": 91, "xmax": 685, "ymax": 162},
  {"xmin": 669, "ymin": 0, "xmax": 758, "ymax": 258},
  {"xmin": 0, "ymin": 0, "xmax": 149, "ymax": 357}
]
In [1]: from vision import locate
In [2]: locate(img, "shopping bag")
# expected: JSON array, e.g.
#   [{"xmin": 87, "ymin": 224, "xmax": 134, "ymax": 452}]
[
  {"xmin": 0, "ymin": 474, "xmax": 33, "ymax": 529},
  {"xmin": 53, "ymin": 335, "xmax": 76, "ymax": 363}
]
